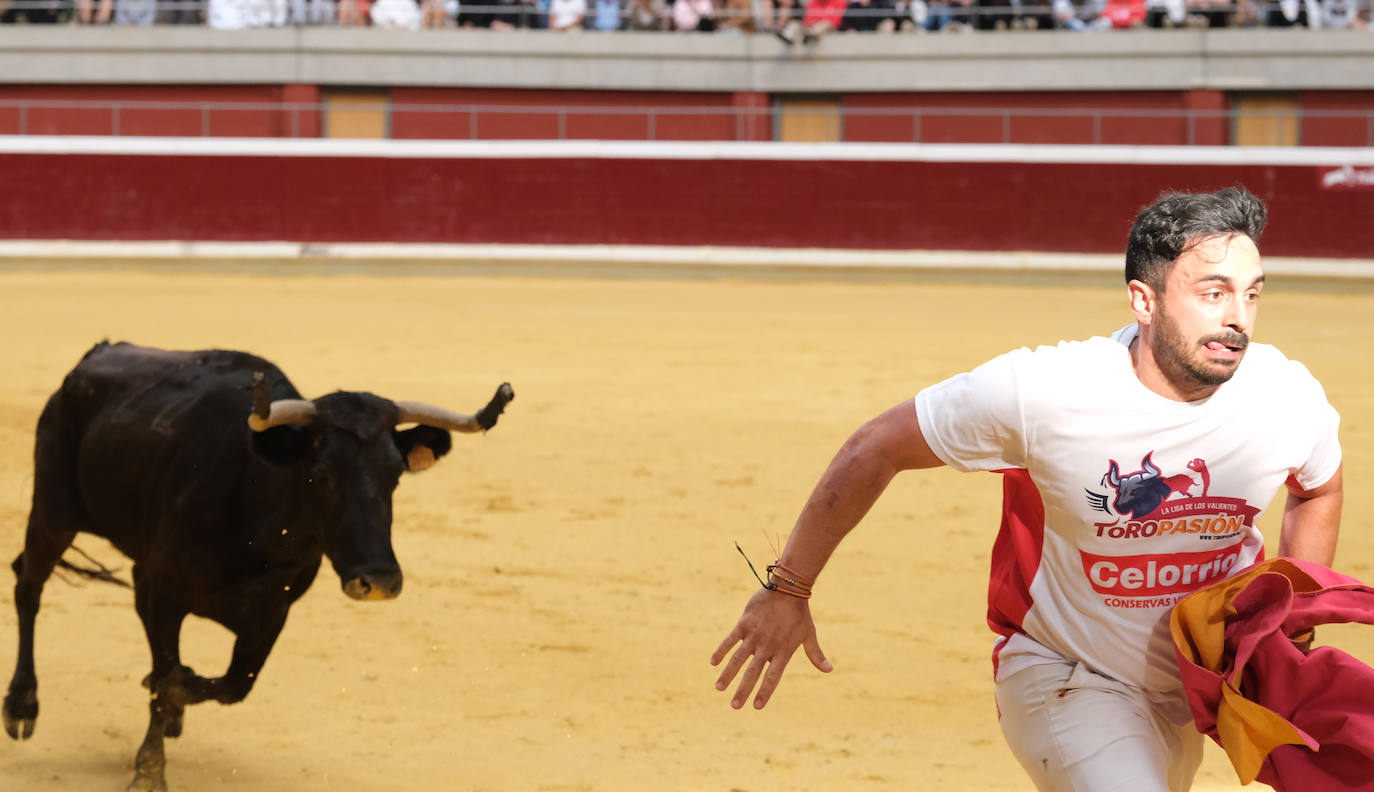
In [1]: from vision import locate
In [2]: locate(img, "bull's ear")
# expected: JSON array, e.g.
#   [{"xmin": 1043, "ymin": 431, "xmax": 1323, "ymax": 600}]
[
  {"xmin": 251, "ymin": 425, "xmax": 309, "ymax": 467},
  {"xmin": 394, "ymin": 426, "xmax": 452, "ymax": 473}
]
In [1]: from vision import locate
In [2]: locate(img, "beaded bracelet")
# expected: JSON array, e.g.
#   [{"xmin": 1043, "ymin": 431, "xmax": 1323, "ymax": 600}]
[{"xmin": 736, "ymin": 543, "xmax": 814, "ymax": 599}]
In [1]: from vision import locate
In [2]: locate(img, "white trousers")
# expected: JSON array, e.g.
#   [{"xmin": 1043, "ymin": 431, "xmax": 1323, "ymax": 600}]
[{"xmin": 995, "ymin": 660, "xmax": 1204, "ymax": 792}]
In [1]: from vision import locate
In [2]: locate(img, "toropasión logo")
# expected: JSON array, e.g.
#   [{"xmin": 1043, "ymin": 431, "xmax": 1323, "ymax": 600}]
[{"xmin": 1085, "ymin": 452, "xmax": 1260, "ymax": 541}]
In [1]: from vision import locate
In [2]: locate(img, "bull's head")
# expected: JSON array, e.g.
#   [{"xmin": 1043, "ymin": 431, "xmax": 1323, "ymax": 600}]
[
  {"xmin": 1104, "ymin": 452, "xmax": 1169, "ymax": 520},
  {"xmin": 247, "ymin": 375, "xmax": 514, "ymax": 602}
]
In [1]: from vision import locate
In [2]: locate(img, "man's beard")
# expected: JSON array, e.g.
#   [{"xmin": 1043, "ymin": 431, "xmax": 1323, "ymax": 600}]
[{"xmin": 1150, "ymin": 305, "xmax": 1250, "ymax": 392}]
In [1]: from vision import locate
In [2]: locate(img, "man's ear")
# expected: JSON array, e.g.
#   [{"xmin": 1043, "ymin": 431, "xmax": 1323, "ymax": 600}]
[
  {"xmin": 250, "ymin": 425, "xmax": 310, "ymax": 468},
  {"xmin": 395, "ymin": 426, "xmax": 453, "ymax": 472},
  {"xmin": 1128, "ymin": 279, "xmax": 1157, "ymax": 326}
]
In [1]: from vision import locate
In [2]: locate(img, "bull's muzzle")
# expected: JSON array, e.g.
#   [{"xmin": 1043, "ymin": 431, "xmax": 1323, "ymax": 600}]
[{"xmin": 342, "ymin": 569, "xmax": 403, "ymax": 601}]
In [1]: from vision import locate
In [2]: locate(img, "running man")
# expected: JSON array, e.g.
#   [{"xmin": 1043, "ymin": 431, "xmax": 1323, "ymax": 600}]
[{"xmin": 711, "ymin": 187, "xmax": 1343, "ymax": 792}]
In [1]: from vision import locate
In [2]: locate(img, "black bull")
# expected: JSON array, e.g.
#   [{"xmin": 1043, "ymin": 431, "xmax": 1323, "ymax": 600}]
[{"xmin": 3, "ymin": 342, "xmax": 513, "ymax": 791}]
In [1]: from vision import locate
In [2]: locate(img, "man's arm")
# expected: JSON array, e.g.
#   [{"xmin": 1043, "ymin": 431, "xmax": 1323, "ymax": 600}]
[
  {"xmin": 710, "ymin": 399, "xmax": 944, "ymax": 710},
  {"xmin": 1277, "ymin": 464, "xmax": 1343, "ymax": 566}
]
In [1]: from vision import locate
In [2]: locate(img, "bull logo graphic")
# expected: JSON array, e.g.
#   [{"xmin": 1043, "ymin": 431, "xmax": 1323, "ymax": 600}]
[{"xmin": 1098, "ymin": 453, "xmax": 1210, "ymax": 519}]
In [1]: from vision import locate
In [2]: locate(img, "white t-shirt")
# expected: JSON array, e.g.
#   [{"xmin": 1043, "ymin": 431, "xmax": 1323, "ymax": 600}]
[
  {"xmin": 915, "ymin": 325, "xmax": 1341, "ymax": 699},
  {"xmin": 549, "ymin": 0, "xmax": 588, "ymax": 27}
]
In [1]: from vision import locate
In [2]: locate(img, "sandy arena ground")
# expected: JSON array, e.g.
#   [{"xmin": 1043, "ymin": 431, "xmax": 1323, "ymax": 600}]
[{"xmin": 0, "ymin": 266, "xmax": 1370, "ymax": 791}]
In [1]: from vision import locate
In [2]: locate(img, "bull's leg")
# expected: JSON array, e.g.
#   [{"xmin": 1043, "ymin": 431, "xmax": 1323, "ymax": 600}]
[
  {"xmin": 6, "ymin": 396, "xmax": 89, "ymax": 742},
  {"xmin": 209, "ymin": 613, "xmax": 288, "ymax": 705},
  {"xmin": 129, "ymin": 577, "xmax": 193, "ymax": 792},
  {"xmin": 4, "ymin": 514, "xmax": 78, "ymax": 741},
  {"xmin": 126, "ymin": 605, "xmax": 288, "ymax": 792}
]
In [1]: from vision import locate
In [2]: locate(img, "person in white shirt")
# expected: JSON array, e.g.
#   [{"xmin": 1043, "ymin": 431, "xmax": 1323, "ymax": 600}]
[
  {"xmin": 711, "ymin": 187, "xmax": 1343, "ymax": 792},
  {"xmin": 549, "ymin": 0, "xmax": 588, "ymax": 28}
]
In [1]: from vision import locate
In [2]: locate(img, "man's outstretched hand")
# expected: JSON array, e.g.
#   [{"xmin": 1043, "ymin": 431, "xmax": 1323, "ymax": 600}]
[{"xmin": 711, "ymin": 587, "xmax": 833, "ymax": 710}]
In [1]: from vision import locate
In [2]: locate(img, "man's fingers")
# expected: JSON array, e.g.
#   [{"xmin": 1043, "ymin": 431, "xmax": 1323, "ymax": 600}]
[
  {"xmin": 803, "ymin": 629, "xmax": 833, "ymax": 673},
  {"xmin": 730, "ymin": 657, "xmax": 768, "ymax": 710},
  {"xmin": 714, "ymin": 646, "xmax": 753, "ymax": 693},
  {"xmin": 752, "ymin": 654, "xmax": 793, "ymax": 709},
  {"xmin": 710, "ymin": 627, "xmax": 744, "ymax": 667}
]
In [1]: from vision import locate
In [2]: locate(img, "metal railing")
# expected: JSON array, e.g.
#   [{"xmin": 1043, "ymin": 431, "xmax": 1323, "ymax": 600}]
[{"xmin": 2, "ymin": 99, "xmax": 1371, "ymax": 145}]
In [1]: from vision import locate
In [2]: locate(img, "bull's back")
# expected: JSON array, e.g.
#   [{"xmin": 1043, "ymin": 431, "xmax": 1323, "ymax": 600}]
[{"xmin": 46, "ymin": 342, "xmax": 297, "ymax": 555}]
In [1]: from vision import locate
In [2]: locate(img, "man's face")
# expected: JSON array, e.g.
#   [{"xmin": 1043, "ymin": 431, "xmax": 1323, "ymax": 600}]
[{"xmin": 1148, "ymin": 233, "xmax": 1264, "ymax": 394}]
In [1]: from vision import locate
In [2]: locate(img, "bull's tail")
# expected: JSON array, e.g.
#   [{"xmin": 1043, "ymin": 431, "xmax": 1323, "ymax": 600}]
[{"xmin": 55, "ymin": 545, "xmax": 131, "ymax": 588}]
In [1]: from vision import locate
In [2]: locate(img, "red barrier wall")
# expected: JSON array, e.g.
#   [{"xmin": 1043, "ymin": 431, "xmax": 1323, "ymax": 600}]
[
  {"xmin": 3, "ymin": 148, "xmax": 1372, "ymax": 257},
  {"xmin": 0, "ymin": 85, "xmax": 319, "ymax": 138},
  {"xmin": 3, "ymin": 85, "xmax": 1369, "ymax": 146},
  {"xmin": 389, "ymin": 88, "xmax": 770, "ymax": 142},
  {"xmin": 843, "ymin": 91, "xmax": 1230, "ymax": 146}
]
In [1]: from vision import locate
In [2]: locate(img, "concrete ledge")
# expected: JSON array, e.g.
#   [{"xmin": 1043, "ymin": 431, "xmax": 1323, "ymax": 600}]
[
  {"xmin": 6, "ymin": 136, "xmax": 1374, "ymax": 165},
  {"xmin": 2, "ymin": 240, "xmax": 1370, "ymax": 285},
  {"xmin": 2, "ymin": 27, "xmax": 1373, "ymax": 92}
]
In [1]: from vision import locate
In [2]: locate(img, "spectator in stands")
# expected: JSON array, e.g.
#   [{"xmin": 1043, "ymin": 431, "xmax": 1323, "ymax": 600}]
[
  {"xmin": 1101, "ymin": 0, "xmax": 1146, "ymax": 26},
  {"xmin": 774, "ymin": 0, "xmax": 843, "ymax": 42},
  {"xmin": 1228, "ymin": 0, "xmax": 1261, "ymax": 24},
  {"xmin": 337, "ymin": 0, "xmax": 370, "ymax": 24},
  {"xmin": 1189, "ymin": 0, "xmax": 1231, "ymax": 26},
  {"xmin": 840, "ymin": 0, "xmax": 897, "ymax": 30},
  {"xmin": 370, "ymin": 0, "xmax": 421, "ymax": 26},
  {"xmin": 592, "ymin": 0, "xmax": 622, "ymax": 27},
  {"xmin": 76, "ymin": 0, "xmax": 113, "ymax": 23},
  {"xmin": 716, "ymin": 0, "xmax": 756, "ymax": 31},
  {"xmin": 801, "ymin": 0, "xmax": 847, "ymax": 39},
  {"xmin": 1308, "ymin": 0, "xmax": 1363, "ymax": 26},
  {"xmin": 158, "ymin": 0, "xmax": 204, "ymax": 22},
  {"xmin": 2, "ymin": 0, "xmax": 71, "ymax": 21},
  {"xmin": 460, "ymin": 0, "xmax": 525, "ymax": 26},
  {"xmin": 1054, "ymin": 0, "xmax": 1111, "ymax": 28},
  {"xmin": 461, "ymin": 0, "xmax": 524, "ymax": 26},
  {"xmin": 207, "ymin": 0, "xmax": 288, "ymax": 26},
  {"xmin": 974, "ymin": 0, "xmax": 1015, "ymax": 28},
  {"xmin": 625, "ymin": 0, "xmax": 669, "ymax": 27},
  {"xmin": 115, "ymin": 0, "xmax": 157, "ymax": 24},
  {"xmin": 548, "ymin": 0, "xmax": 586, "ymax": 27},
  {"xmin": 422, "ymin": 0, "xmax": 451, "ymax": 24},
  {"xmin": 1143, "ymin": 0, "xmax": 1184, "ymax": 25},
  {"xmin": 921, "ymin": 0, "xmax": 974, "ymax": 31},
  {"xmin": 766, "ymin": 0, "xmax": 804, "ymax": 37},
  {"xmin": 672, "ymin": 0, "xmax": 713, "ymax": 29},
  {"xmin": 521, "ymin": 0, "xmax": 550, "ymax": 26}
]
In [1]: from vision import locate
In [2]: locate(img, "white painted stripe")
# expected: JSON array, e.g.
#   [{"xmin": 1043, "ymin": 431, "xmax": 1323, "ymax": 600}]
[
  {"xmin": 2, "ymin": 240, "xmax": 1371, "ymax": 278},
  {"xmin": 3, "ymin": 135, "xmax": 1374, "ymax": 167}
]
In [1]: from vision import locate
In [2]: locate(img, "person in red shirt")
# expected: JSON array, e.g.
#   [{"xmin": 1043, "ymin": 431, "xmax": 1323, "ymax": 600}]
[{"xmin": 776, "ymin": 0, "xmax": 848, "ymax": 42}]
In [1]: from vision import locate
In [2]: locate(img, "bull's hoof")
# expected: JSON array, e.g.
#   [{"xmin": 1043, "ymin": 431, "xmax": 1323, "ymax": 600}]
[
  {"xmin": 130, "ymin": 743, "xmax": 168, "ymax": 792},
  {"xmin": 126, "ymin": 773, "xmax": 168, "ymax": 792},
  {"xmin": 2, "ymin": 689, "xmax": 37, "ymax": 740},
  {"xmin": 163, "ymin": 716, "xmax": 183, "ymax": 739}
]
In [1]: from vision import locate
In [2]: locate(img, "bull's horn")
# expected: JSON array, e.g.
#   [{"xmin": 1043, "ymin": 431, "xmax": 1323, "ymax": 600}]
[
  {"xmin": 248, "ymin": 400, "xmax": 317, "ymax": 431},
  {"xmin": 393, "ymin": 402, "xmax": 483, "ymax": 434},
  {"xmin": 395, "ymin": 382, "xmax": 515, "ymax": 434}
]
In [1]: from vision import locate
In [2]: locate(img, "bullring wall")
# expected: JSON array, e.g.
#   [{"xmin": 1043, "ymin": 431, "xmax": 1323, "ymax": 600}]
[{"xmin": 4, "ymin": 138, "xmax": 1372, "ymax": 260}]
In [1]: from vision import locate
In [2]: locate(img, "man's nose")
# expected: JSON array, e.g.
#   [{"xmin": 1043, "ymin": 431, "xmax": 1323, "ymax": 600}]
[{"xmin": 1222, "ymin": 295, "xmax": 1250, "ymax": 334}]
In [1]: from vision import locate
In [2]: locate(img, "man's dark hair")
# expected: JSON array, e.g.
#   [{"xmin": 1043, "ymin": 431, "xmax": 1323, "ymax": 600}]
[{"xmin": 1124, "ymin": 187, "xmax": 1267, "ymax": 291}]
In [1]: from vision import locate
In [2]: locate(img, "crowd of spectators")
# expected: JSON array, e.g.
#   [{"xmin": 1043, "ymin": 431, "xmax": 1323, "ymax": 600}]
[{"xmin": 1, "ymin": 0, "xmax": 1368, "ymax": 33}]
